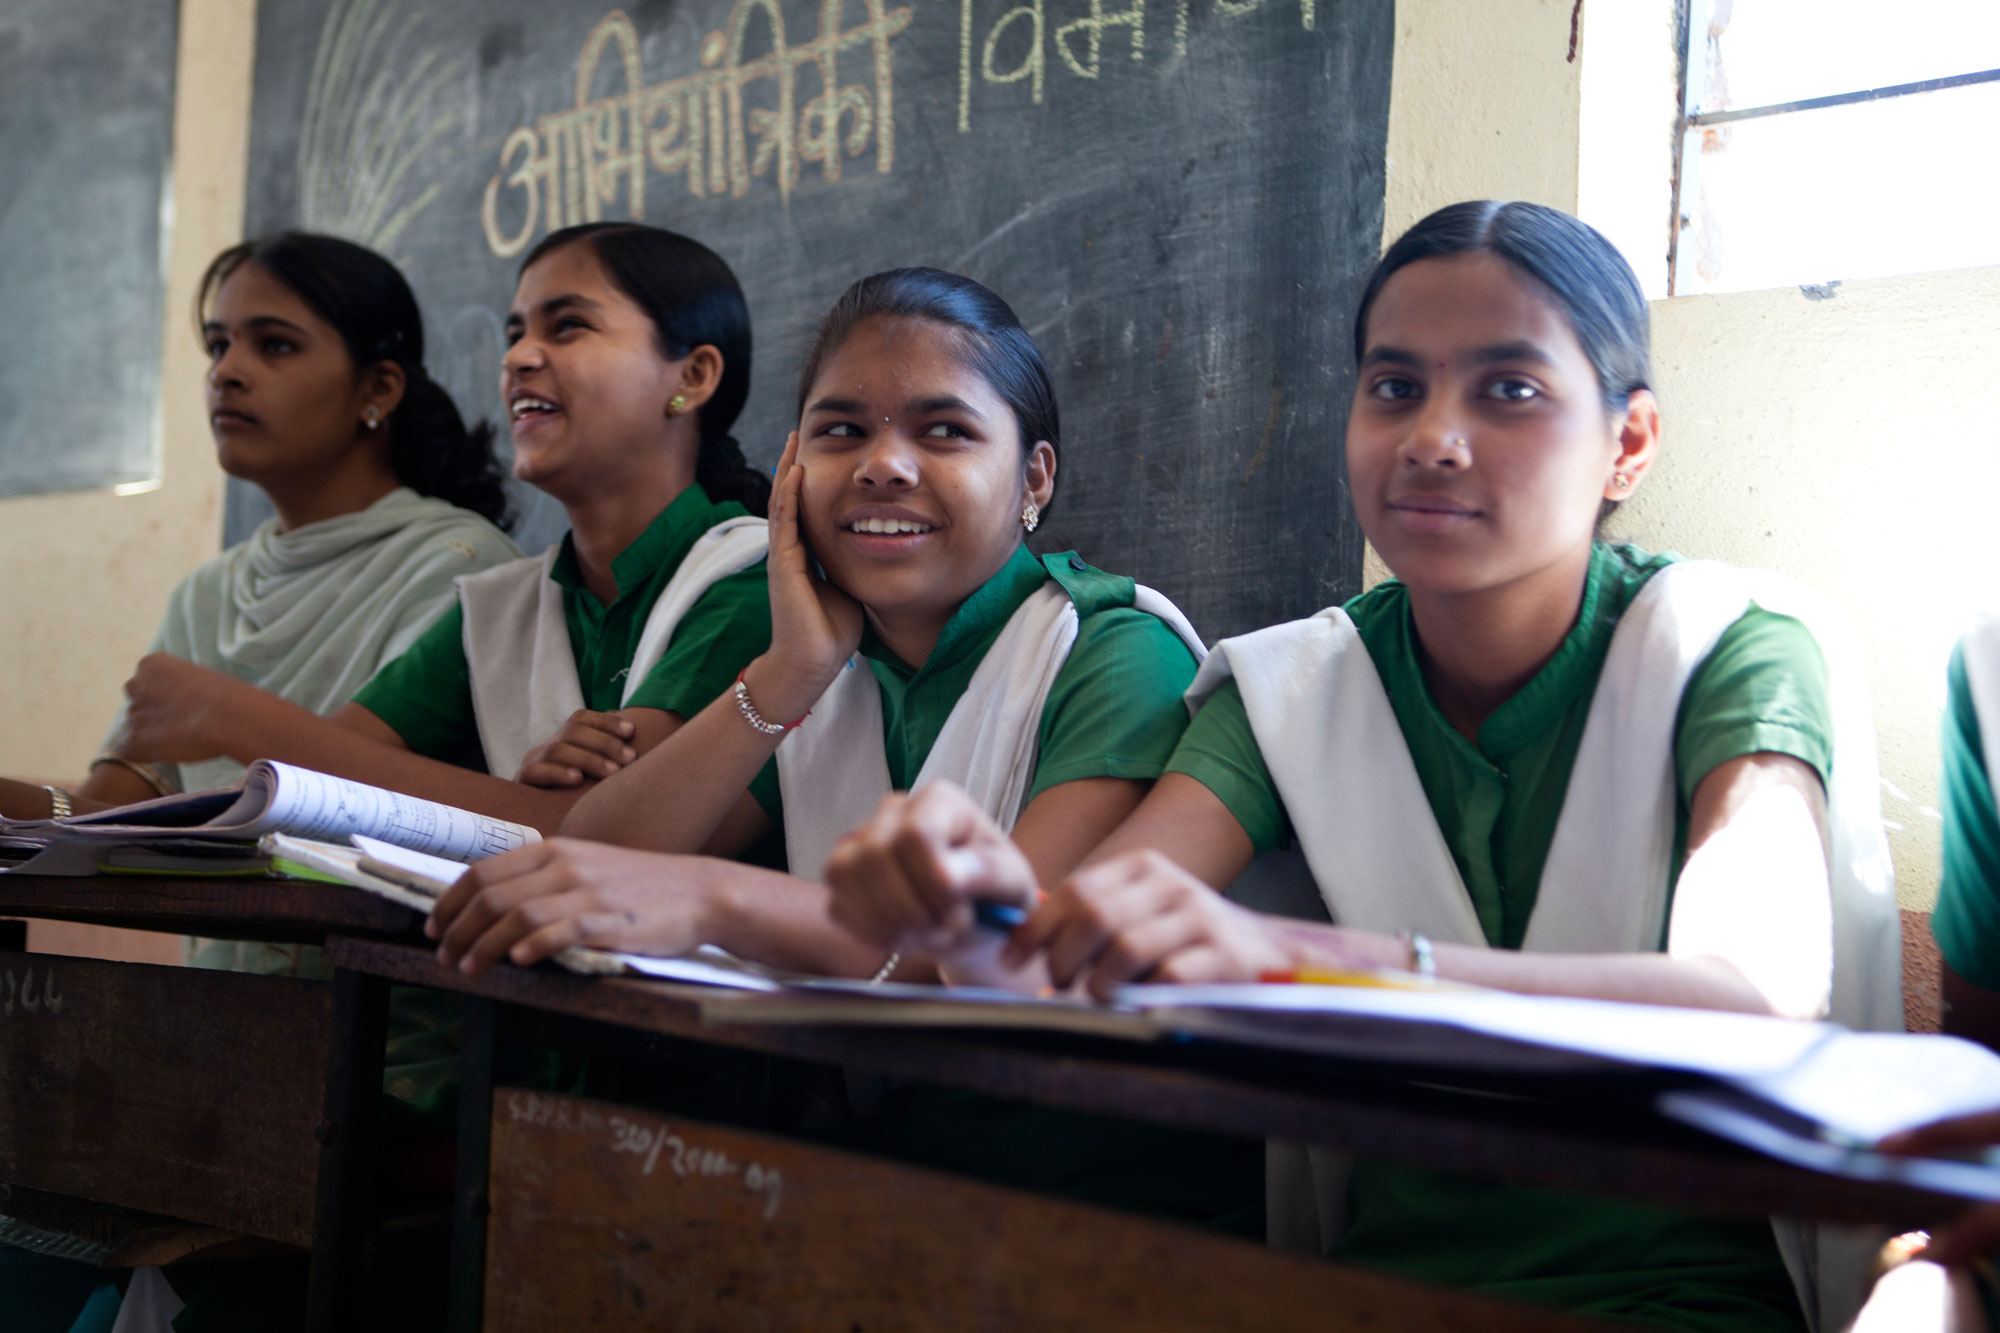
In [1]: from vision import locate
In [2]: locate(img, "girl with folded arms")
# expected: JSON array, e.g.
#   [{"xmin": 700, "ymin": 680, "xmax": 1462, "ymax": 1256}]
[
  {"xmin": 99, "ymin": 223, "xmax": 774, "ymax": 834},
  {"xmin": 429, "ymin": 268, "xmax": 1259, "ymax": 1232},
  {"xmin": 822, "ymin": 202, "xmax": 1903, "ymax": 1330}
]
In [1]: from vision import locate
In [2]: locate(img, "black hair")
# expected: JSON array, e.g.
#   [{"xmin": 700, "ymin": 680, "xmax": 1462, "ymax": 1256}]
[
  {"xmin": 1353, "ymin": 201, "xmax": 1652, "ymax": 417},
  {"xmin": 795, "ymin": 267, "xmax": 1060, "ymax": 504},
  {"xmin": 198, "ymin": 231, "xmax": 513, "ymax": 530},
  {"xmin": 521, "ymin": 223, "xmax": 766, "ymax": 517}
]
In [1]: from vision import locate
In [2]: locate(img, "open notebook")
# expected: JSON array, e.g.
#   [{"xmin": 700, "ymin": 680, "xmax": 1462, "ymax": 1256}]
[{"xmin": 0, "ymin": 761, "xmax": 537, "ymax": 876}]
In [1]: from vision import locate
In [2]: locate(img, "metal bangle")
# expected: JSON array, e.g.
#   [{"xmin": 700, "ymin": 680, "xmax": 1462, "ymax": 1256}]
[
  {"xmin": 41, "ymin": 785, "xmax": 73, "ymax": 820},
  {"xmin": 89, "ymin": 751, "xmax": 174, "ymax": 798}
]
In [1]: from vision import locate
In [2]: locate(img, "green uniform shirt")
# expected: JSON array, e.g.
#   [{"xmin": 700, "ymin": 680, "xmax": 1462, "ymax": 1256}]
[
  {"xmin": 759, "ymin": 543, "xmax": 1260, "ymax": 1236},
  {"xmin": 1935, "ymin": 643, "xmax": 2000, "ymax": 987},
  {"xmin": 354, "ymin": 484, "xmax": 772, "ymax": 770},
  {"xmin": 1168, "ymin": 542, "xmax": 1832, "ymax": 1331},
  {"xmin": 747, "ymin": 543, "xmax": 1200, "ymax": 829}
]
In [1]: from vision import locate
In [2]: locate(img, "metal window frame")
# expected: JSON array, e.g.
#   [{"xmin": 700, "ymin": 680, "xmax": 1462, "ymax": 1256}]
[{"xmin": 1665, "ymin": 0, "xmax": 2000, "ymax": 295}]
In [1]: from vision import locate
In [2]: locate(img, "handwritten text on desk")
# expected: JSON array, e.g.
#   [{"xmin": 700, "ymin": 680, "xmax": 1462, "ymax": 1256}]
[
  {"xmin": 502, "ymin": 1089, "xmax": 784, "ymax": 1220},
  {"xmin": 0, "ymin": 967, "xmax": 63, "ymax": 1018}
]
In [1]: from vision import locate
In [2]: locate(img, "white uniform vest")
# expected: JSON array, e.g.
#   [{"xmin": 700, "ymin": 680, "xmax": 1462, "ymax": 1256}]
[
  {"xmin": 1198, "ymin": 560, "xmax": 1899, "ymax": 1332},
  {"xmin": 457, "ymin": 517, "xmax": 768, "ymax": 779},
  {"xmin": 778, "ymin": 580, "xmax": 1205, "ymax": 883}
]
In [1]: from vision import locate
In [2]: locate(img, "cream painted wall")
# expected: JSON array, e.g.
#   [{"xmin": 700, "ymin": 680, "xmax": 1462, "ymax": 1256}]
[
  {"xmin": 1613, "ymin": 271, "xmax": 2000, "ymax": 909},
  {"xmin": 0, "ymin": 0, "xmax": 256, "ymax": 780}
]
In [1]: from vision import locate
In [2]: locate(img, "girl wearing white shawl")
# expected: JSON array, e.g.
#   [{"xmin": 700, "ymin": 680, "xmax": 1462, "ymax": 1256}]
[
  {"xmin": 823, "ymin": 205, "xmax": 1900, "ymax": 1331},
  {"xmin": 0, "ymin": 232, "xmax": 516, "ymax": 821},
  {"xmin": 102, "ymin": 225, "xmax": 774, "ymax": 837}
]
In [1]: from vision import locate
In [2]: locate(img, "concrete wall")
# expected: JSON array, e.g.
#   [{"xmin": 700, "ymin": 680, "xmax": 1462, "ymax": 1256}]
[
  {"xmin": 5, "ymin": 0, "xmax": 1982, "ymax": 913},
  {"xmin": 0, "ymin": 0, "xmax": 256, "ymax": 780},
  {"xmin": 2, "ymin": 0, "xmax": 256, "ymax": 963}
]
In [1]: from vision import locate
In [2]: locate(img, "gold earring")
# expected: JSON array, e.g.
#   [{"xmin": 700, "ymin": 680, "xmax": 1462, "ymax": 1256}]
[
  {"xmin": 1021, "ymin": 501, "xmax": 1040, "ymax": 533},
  {"xmin": 668, "ymin": 393, "xmax": 689, "ymax": 415},
  {"xmin": 1612, "ymin": 472, "xmax": 1632, "ymax": 491}
]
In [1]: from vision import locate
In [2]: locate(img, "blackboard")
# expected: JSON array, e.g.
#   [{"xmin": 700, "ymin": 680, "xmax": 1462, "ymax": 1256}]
[
  {"xmin": 239, "ymin": 0, "xmax": 1389, "ymax": 642},
  {"xmin": 0, "ymin": 0, "xmax": 176, "ymax": 499}
]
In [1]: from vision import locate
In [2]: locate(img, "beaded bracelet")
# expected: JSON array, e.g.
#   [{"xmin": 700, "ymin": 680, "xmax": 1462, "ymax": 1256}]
[{"xmin": 733, "ymin": 670, "xmax": 810, "ymax": 736}]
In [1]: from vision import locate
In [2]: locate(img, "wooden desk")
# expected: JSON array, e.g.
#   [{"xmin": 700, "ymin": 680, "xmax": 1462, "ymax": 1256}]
[
  {"xmin": 329, "ymin": 937, "xmax": 1967, "ymax": 1330},
  {"xmin": 0, "ymin": 875, "xmax": 422, "ymax": 1331}
]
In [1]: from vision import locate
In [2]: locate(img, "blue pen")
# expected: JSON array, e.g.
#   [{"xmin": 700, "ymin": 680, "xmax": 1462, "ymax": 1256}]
[{"xmin": 972, "ymin": 899, "xmax": 1029, "ymax": 932}]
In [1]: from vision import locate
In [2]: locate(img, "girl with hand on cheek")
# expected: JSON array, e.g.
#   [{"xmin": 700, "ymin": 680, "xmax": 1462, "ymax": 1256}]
[
  {"xmin": 434, "ymin": 267, "xmax": 1206, "ymax": 986},
  {"xmin": 828, "ymin": 203, "xmax": 1902, "ymax": 1330},
  {"xmin": 429, "ymin": 267, "xmax": 1259, "ymax": 1238},
  {"xmin": 102, "ymin": 223, "xmax": 774, "ymax": 835}
]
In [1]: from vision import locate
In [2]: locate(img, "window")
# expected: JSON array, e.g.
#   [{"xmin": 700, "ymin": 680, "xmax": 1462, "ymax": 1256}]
[{"xmin": 1670, "ymin": 0, "xmax": 2000, "ymax": 295}]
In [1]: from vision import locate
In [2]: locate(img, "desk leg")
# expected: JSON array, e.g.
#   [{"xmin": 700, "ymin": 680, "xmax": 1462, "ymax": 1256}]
[
  {"xmin": 448, "ymin": 995, "xmax": 497, "ymax": 1333},
  {"xmin": 307, "ymin": 967, "xmax": 388, "ymax": 1333}
]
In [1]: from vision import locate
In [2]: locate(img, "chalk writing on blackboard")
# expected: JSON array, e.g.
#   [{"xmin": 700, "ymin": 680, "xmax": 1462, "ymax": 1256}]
[
  {"xmin": 954, "ymin": 0, "xmax": 1317, "ymax": 130},
  {"xmin": 482, "ymin": 0, "xmax": 1321, "ymax": 257},
  {"xmin": 482, "ymin": 2, "xmax": 913, "ymax": 257}
]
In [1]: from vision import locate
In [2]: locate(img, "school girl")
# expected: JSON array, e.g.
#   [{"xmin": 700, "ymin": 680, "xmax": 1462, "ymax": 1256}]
[
  {"xmin": 428, "ymin": 268, "xmax": 1261, "ymax": 1231},
  {"xmin": 1929, "ymin": 621, "xmax": 2000, "ymax": 1051},
  {"xmin": 821, "ymin": 203, "xmax": 1903, "ymax": 1330},
  {"xmin": 0, "ymin": 231, "xmax": 519, "ymax": 823},
  {"xmin": 0, "ymin": 231, "xmax": 525, "ymax": 1332},
  {"xmin": 104, "ymin": 223, "xmax": 774, "ymax": 834}
]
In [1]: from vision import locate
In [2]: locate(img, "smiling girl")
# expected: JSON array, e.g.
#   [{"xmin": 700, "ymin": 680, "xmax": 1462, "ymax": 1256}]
[
  {"xmin": 430, "ymin": 266, "xmax": 1207, "ymax": 981},
  {"xmin": 0, "ymin": 231, "xmax": 519, "ymax": 822},
  {"xmin": 818, "ymin": 204, "xmax": 1902, "ymax": 1329},
  {"xmin": 427, "ymin": 266, "xmax": 1257, "ymax": 1232},
  {"xmin": 101, "ymin": 223, "xmax": 773, "ymax": 833}
]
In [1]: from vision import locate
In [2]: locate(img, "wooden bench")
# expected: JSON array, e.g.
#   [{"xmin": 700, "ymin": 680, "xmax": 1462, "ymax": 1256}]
[
  {"xmin": 0, "ymin": 876, "xmax": 415, "ymax": 1330},
  {"xmin": 1903, "ymin": 908, "xmax": 1942, "ymax": 1034}
]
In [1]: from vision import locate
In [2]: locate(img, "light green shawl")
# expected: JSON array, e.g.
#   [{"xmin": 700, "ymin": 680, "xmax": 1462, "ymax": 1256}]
[
  {"xmin": 100, "ymin": 487, "xmax": 518, "ymax": 988},
  {"xmin": 106, "ymin": 486, "xmax": 518, "ymax": 795}
]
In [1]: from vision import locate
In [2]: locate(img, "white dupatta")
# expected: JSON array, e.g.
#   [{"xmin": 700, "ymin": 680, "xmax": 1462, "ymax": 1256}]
[{"xmin": 1198, "ymin": 560, "xmax": 1899, "ymax": 1332}]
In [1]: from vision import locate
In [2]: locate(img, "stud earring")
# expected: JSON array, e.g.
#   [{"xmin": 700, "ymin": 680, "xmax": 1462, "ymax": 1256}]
[
  {"xmin": 1612, "ymin": 472, "xmax": 1632, "ymax": 491},
  {"xmin": 364, "ymin": 406, "xmax": 380, "ymax": 430},
  {"xmin": 667, "ymin": 393, "xmax": 688, "ymax": 415},
  {"xmin": 1021, "ymin": 500, "xmax": 1040, "ymax": 533}
]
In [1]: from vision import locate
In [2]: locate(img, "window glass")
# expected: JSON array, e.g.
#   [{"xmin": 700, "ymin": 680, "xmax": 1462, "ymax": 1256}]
[
  {"xmin": 1706, "ymin": 0, "xmax": 2000, "ymax": 111},
  {"xmin": 1682, "ymin": 79, "xmax": 2000, "ymax": 293}
]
